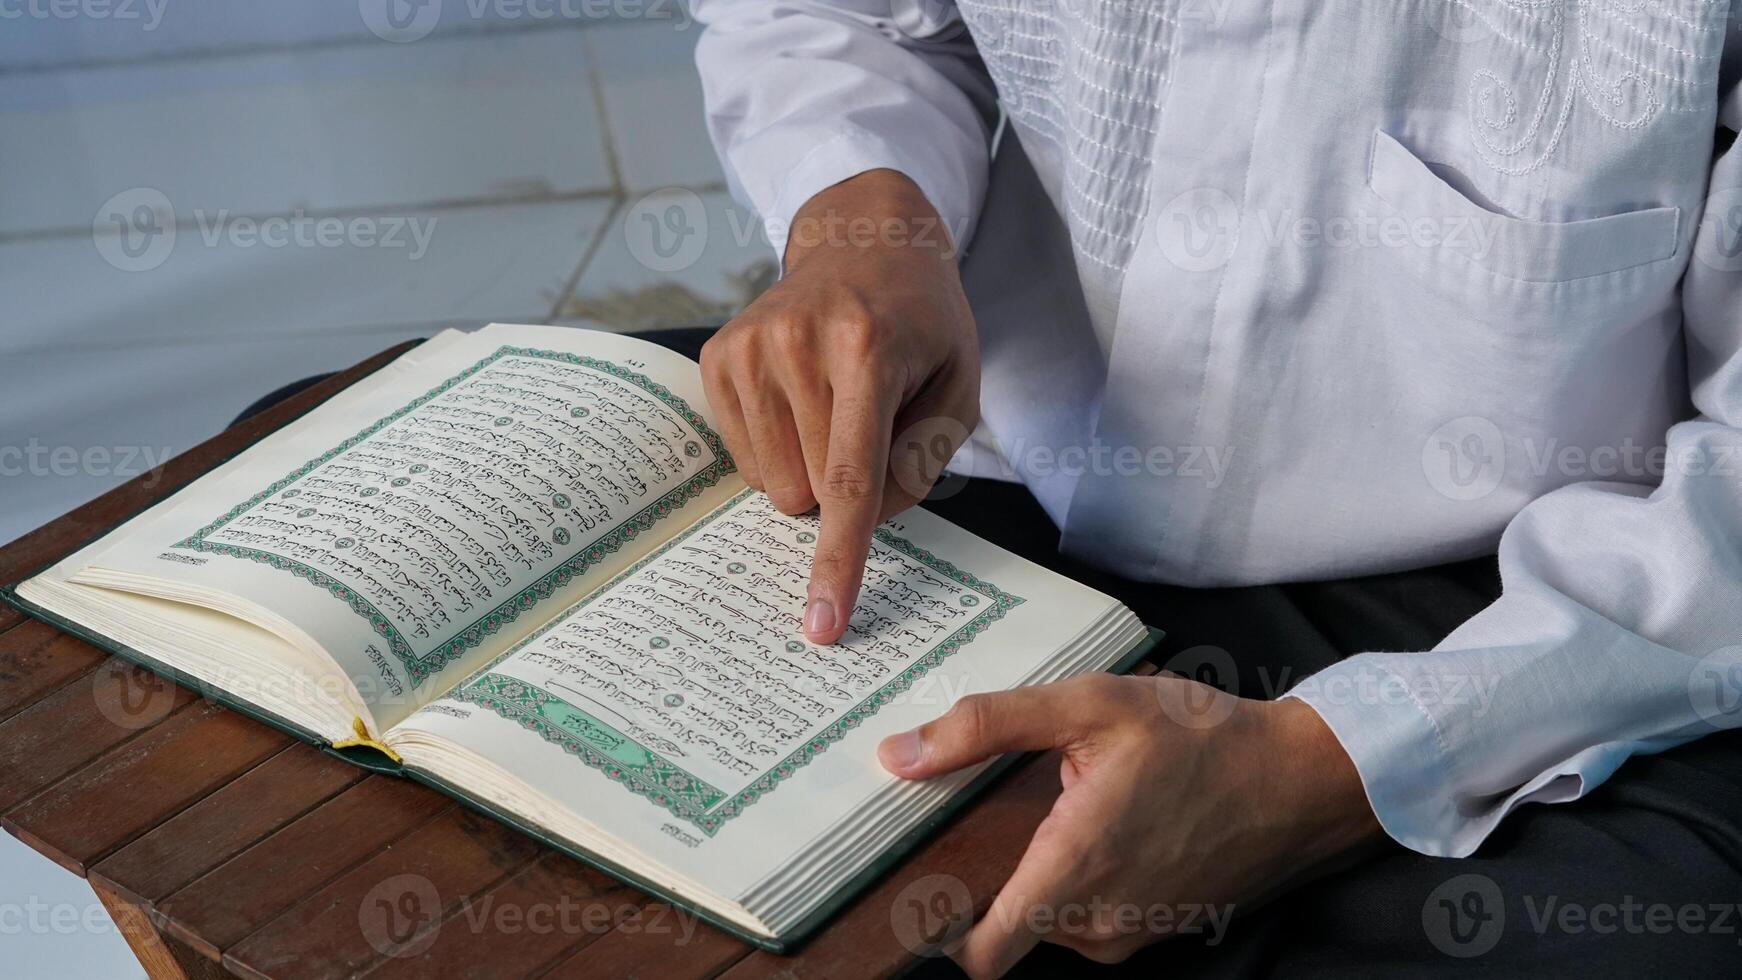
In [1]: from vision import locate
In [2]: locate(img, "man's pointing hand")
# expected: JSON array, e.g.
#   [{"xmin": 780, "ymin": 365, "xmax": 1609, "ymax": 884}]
[{"xmin": 699, "ymin": 169, "xmax": 980, "ymax": 644}]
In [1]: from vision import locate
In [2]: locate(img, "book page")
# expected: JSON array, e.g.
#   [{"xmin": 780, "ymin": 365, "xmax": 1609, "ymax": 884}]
[
  {"xmin": 72, "ymin": 325, "xmax": 744, "ymax": 730},
  {"xmin": 391, "ymin": 489, "xmax": 1121, "ymax": 902},
  {"xmin": 431, "ymin": 489, "xmax": 1022, "ymax": 832}
]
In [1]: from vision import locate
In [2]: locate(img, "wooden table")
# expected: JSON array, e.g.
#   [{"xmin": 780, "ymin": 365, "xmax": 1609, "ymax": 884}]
[{"xmin": 0, "ymin": 342, "xmax": 1135, "ymax": 980}]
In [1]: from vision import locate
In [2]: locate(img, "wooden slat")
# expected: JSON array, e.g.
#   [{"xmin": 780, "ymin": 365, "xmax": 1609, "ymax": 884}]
[
  {"xmin": 222, "ymin": 807, "xmax": 543, "ymax": 980},
  {"xmin": 3, "ymin": 699, "xmax": 289, "ymax": 875},
  {"xmin": 156, "ymin": 775, "xmax": 451, "ymax": 960},
  {"xmin": 540, "ymin": 905, "xmax": 750, "ymax": 980},
  {"xmin": 0, "ymin": 605, "xmax": 24, "ymax": 633},
  {"xmin": 0, "ymin": 619, "xmax": 111, "ymax": 722},
  {"xmin": 90, "ymin": 742, "xmax": 367, "ymax": 909},
  {"xmin": 0, "ymin": 657, "xmax": 197, "ymax": 813},
  {"xmin": 0, "ymin": 341, "xmax": 419, "ymax": 592},
  {"xmin": 358, "ymin": 851, "xmax": 646, "ymax": 980}
]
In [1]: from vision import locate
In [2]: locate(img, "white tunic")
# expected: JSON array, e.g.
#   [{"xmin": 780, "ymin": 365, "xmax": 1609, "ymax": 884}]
[{"xmin": 692, "ymin": 0, "xmax": 1742, "ymax": 857}]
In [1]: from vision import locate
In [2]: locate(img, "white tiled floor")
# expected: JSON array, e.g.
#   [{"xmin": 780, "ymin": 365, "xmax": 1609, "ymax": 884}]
[
  {"xmin": 563, "ymin": 190, "xmax": 776, "ymax": 325},
  {"xmin": 0, "ymin": 19, "xmax": 773, "ymax": 547},
  {"xmin": 5, "ymin": 198, "xmax": 613, "ymax": 352},
  {"xmin": 3, "ymin": 325, "xmax": 438, "ymax": 547},
  {"xmin": 0, "ymin": 1, "xmax": 539, "ymax": 71},
  {"xmin": 1, "ymin": 29, "xmax": 614, "ymax": 235},
  {"xmin": 0, "ymin": 17, "xmax": 770, "ymax": 978},
  {"xmin": 584, "ymin": 21, "xmax": 722, "ymax": 192}
]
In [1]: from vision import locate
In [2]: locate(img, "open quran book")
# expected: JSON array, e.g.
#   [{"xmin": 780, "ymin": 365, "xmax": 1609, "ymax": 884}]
[{"xmin": 5, "ymin": 324, "xmax": 1155, "ymax": 950}]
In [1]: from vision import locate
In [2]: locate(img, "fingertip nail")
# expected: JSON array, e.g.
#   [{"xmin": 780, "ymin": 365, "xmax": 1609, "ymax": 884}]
[
  {"xmin": 881, "ymin": 730, "xmax": 923, "ymax": 771},
  {"xmin": 803, "ymin": 596, "xmax": 837, "ymax": 638}
]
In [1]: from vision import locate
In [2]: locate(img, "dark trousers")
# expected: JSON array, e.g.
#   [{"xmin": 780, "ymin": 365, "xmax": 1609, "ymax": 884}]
[
  {"xmin": 923, "ymin": 476, "xmax": 1742, "ymax": 978},
  {"xmin": 248, "ymin": 328, "xmax": 1742, "ymax": 976}
]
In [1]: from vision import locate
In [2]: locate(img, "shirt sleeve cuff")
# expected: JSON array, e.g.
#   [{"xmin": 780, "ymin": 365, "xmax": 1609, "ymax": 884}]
[
  {"xmin": 759, "ymin": 124, "xmax": 982, "ymax": 268},
  {"xmin": 1282, "ymin": 657, "xmax": 1471, "ymax": 855},
  {"xmin": 1283, "ymin": 646, "xmax": 1643, "ymax": 858}
]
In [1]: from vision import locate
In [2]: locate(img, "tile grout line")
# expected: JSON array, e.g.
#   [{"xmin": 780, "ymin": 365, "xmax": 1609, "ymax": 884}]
[
  {"xmin": 544, "ymin": 26, "xmax": 632, "ymax": 323},
  {"xmin": 580, "ymin": 28, "xmax": 627, "ymax": 199},
  {"xmin": 2, "ymin": 182, "xmax": 725, "ymax": 246},
  {"xmin": 547, "ymin": 196, "xmax": 625, "ymax": 323},
  {"xmin": 0, "ymin": 321, "xmax": 475, "ymax": 360},
  {"xmin": 2, "ymin": 188, "xmax": 623, "ymax": 246},
  {"xmin": 0, "ymin": 18, "xmax": 679, "ymax": 78}
]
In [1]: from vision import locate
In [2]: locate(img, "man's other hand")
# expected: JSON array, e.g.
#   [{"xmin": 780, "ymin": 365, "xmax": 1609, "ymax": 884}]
[{"xmin": 879, "ymin": 676, "xmax": 1385, "ymax": 977}]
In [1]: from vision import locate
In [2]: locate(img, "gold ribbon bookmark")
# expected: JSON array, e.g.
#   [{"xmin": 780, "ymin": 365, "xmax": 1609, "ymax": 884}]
[{"xmin": 329, "ymin": 716, "xmax": 404, "ymax": 764}]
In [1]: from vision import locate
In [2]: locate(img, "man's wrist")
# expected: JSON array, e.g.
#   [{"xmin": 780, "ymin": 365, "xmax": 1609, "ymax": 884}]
[
  {"xmin": 783, "ymin": 169, "xmax": 958, "ymax": 271},
  {"xmin": 1267, "ymin": 698, "xmax": 1384, "ymax": 859}
]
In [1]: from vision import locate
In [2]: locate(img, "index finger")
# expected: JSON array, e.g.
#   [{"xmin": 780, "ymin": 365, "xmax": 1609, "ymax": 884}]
[{"xmin": 803, "ymin": 383, "xmax": 896, "ymax": 644}]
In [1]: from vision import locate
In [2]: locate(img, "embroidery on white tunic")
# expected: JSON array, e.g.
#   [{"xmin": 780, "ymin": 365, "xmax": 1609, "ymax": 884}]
[
  {"xmin": 1451, "ymin": 0, "xmax": 1729, "ymax": 176},
  {"xmin": 956, "ymin": 0, "xmax": 1178, "ymax": 272}
]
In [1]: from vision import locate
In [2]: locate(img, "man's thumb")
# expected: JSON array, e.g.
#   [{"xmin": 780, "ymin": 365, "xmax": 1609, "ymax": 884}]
[{"xmin": 878, "ymin": 687, "xmax": 1080, "ymax": 779}]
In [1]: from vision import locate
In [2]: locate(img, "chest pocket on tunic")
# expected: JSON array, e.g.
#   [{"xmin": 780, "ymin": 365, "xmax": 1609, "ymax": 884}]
[{"xmin": 1367, "ymin": 128, "xmax": 1681, "ymax": 285}]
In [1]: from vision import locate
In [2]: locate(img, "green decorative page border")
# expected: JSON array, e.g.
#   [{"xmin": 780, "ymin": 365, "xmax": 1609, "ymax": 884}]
[
  {"xmin": 448, "ymin": 489, "xmax": 1024, "ymax": 835},
  {"xmin": 174, "ymin": 345, "xmax": 733, "ymax": 687}
]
